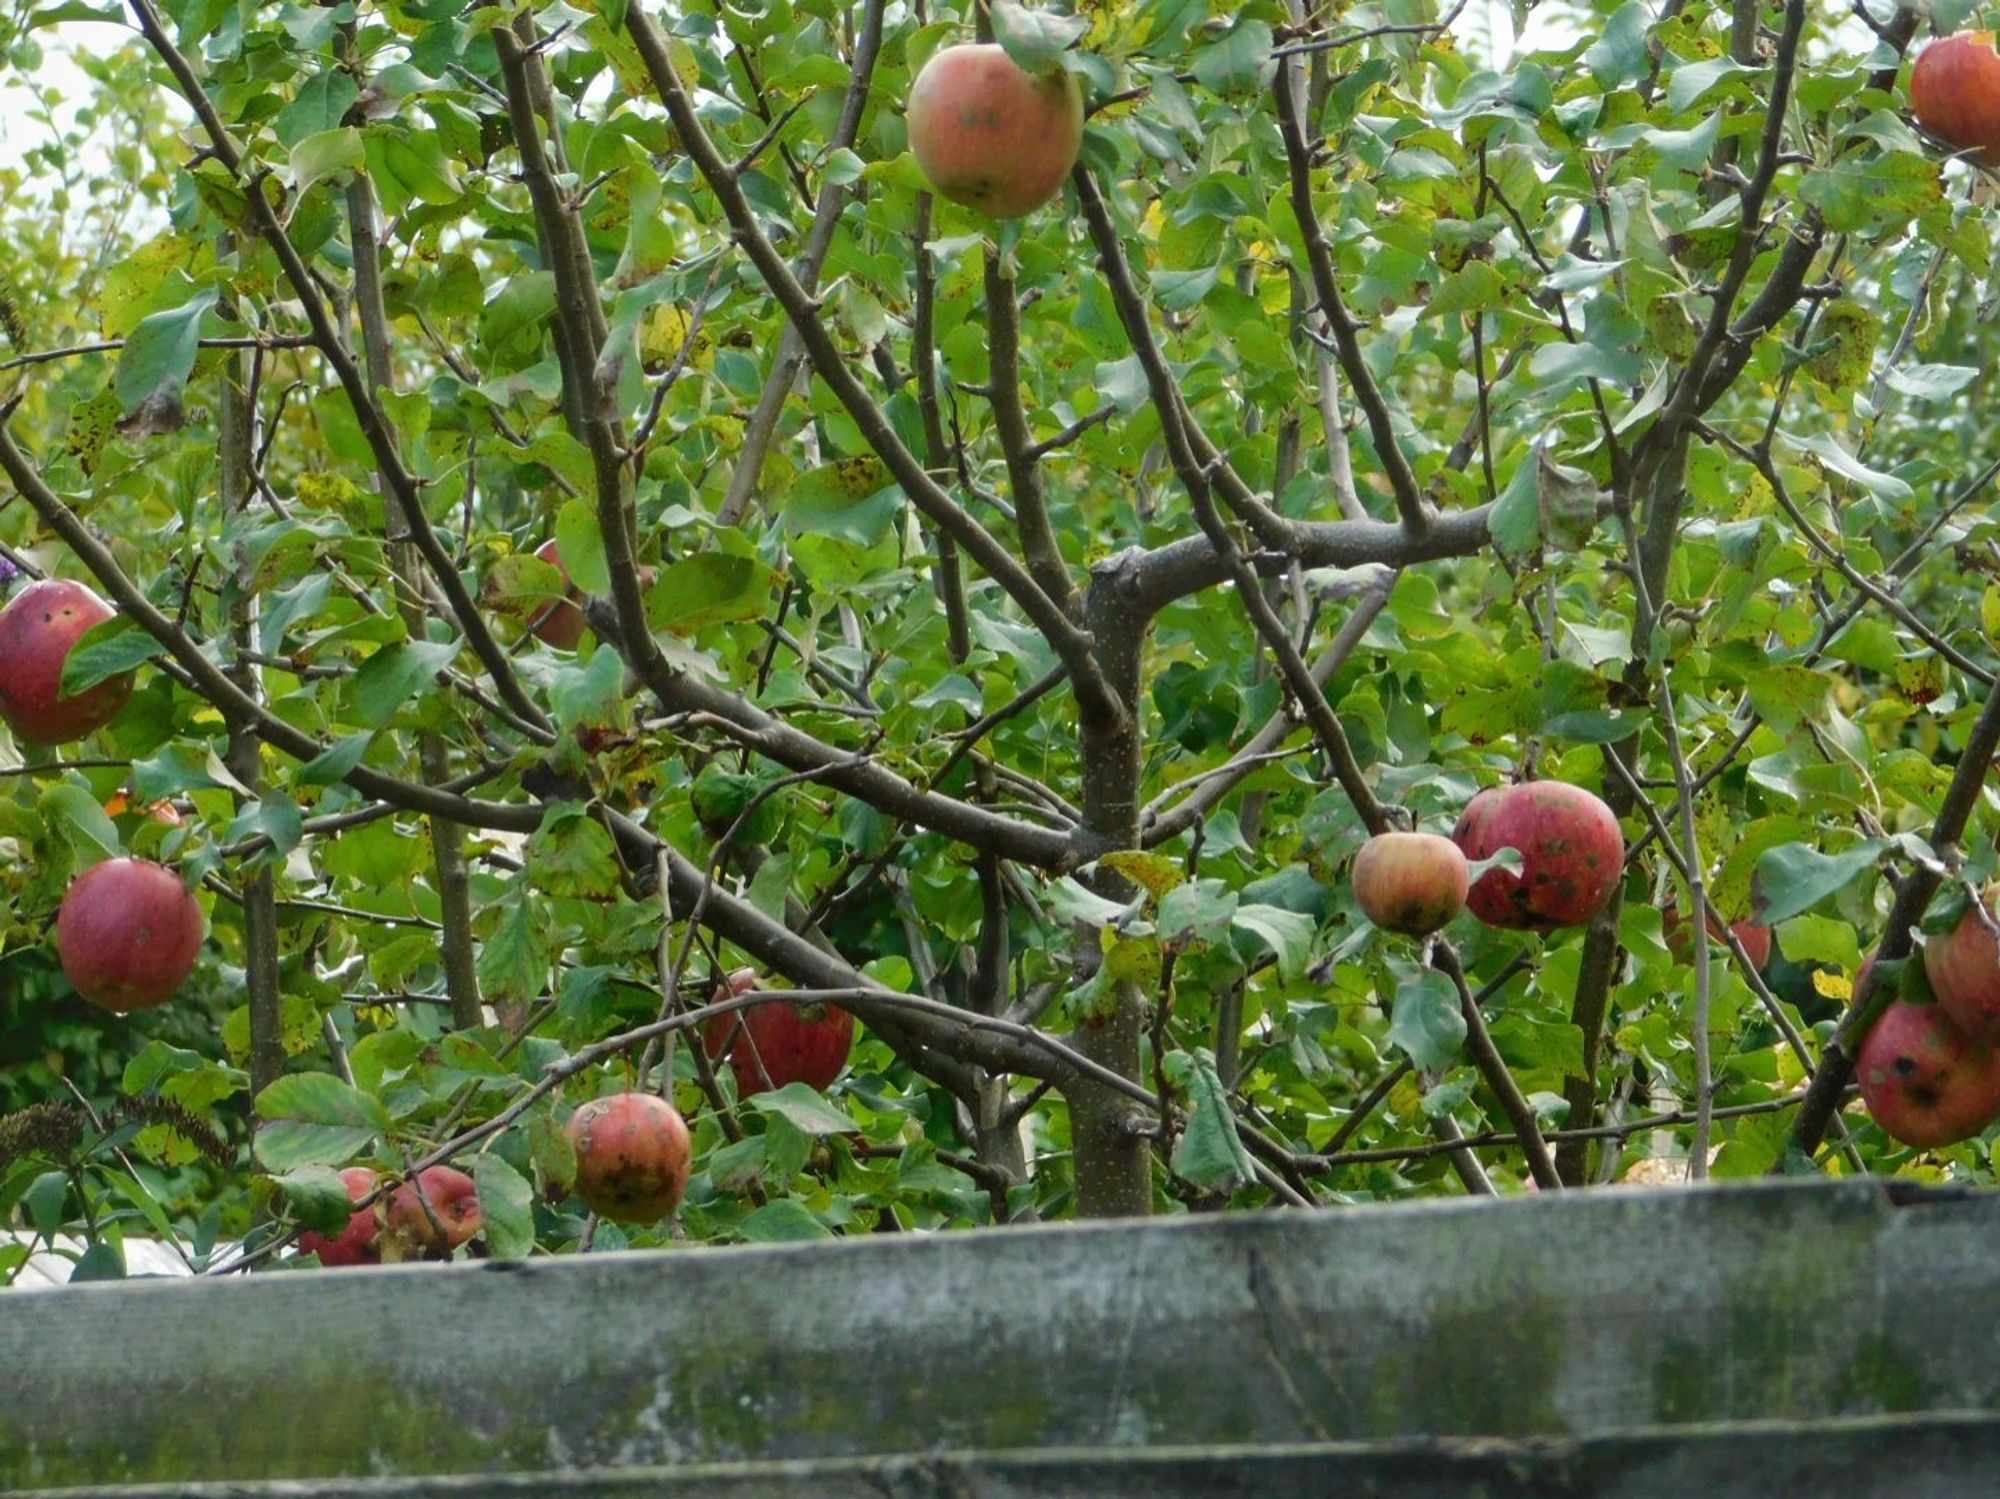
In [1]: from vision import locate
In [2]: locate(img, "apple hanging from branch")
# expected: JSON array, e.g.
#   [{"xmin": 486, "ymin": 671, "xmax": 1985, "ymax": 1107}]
[
  {"xmin": 564, "ymin": 1092, "xmax": 693, "ymax": 1225},
  {"xmin": 906, "ymin": 43, "xmax": 1084, "ymax": 219},
  {"xmin": 0, "ymin": 578, "xmax": 135, "ymax": 745},
  {"xmin": 56, "ymin": 857, "xmax": 205, "ymax": 1013}
]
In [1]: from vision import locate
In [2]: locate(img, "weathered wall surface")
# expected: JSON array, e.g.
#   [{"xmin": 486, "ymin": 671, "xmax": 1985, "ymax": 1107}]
[{"xmin": 5, "ymin": 1179, "xmax": 1998, "ymax": 1495}]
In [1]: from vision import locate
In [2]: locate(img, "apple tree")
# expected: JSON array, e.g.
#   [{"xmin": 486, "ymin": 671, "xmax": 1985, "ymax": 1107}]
[{"xmin": 1, "ymin": 0, "xmax": 1998, "ymax": 1274}]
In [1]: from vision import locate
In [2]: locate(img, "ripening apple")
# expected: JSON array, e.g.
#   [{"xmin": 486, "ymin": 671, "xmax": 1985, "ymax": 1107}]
[
  {"xmin": 297, "ymin": 1167, "xmax": 382, "ymax": 1268},
  {"xmin": 0, "ymin": 578, "xmax": 134, "ymax": 745},
  {"xmin": 1450, "ymin": 781, "xmax": 1625, "ymax": 931},
  {"xmin": 564, "ymin": 1092, "xmax": 693, "ymax": 1225},
  {"xmin": 1855, "ymin": 997, "xmax": 2000, "ymax": 1148},
  {"xmin": 906, "ymin": 43, "xmax": 1084, "ymax": 219},
  {"xmin": 56, "ymin": 857, "xmax": 205, "ymax": 1013},
  {"xmin": 382, "ymin": 1166, "xmax": 482, "ymax": 1259},
  {"xmin": 1662, "ymin": 901, "xmax": 1773, "ymax": 971},
  {"xmin": 1925, "ymin": 890, "xmax": 2000, "ymax": 1045},
  {"xmin": 1911, "ymin": 32, "xmax": 2000, "ymax": 167},
  {"xmin": 528, "ymin": 539, "xmax": 587, "ymax": 650},
  {"xmin": 703, "ymin": 966, "xmax": 855, "ymax": 1094},
  {"xmin": 1351, "ymin": 831, "xmax": 1468, "ymax": 936}
]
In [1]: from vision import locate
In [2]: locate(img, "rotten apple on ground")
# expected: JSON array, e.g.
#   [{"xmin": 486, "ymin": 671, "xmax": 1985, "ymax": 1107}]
[
  {"xmin": 297, "ymin": 1167, "xmax": 382, "ymax": 1268},
  {"xmin": 1855, "ymin": 993, "xmax": 2000, "ymax": 1149},
  {"xmin": 56, "ymin": 857, "xmax": 205, "ymax": 1013},
  {"xmin": 906, "ymin": 43, "xmax": 1084, "ymax": 219},
  {"xmin": 704, "ymin": 966, "xmax": 855, "ymax": 1094},
  {"xmin": 1450, "ymin": 781, "xmax": 1625, "ymax": 931},
  {"xmin": 0, "ymin": 578, "xmax": 134, "ymax": 745},
  {"xmin": 1351, "ymin": 831, "xmax": 1468, "ymax": 936},
  {"xmin": 1911, "ymin": 31, "xmax": 2000, "ymax": 167},
  {"xmin": 565, "ymin": 1092, "xmax": 692, "ymax": 1225},
  {"xmin": 1924, "ymin": 891, "xmax": 2000, "ymax": 1046},
  {"xmin": 382, "ymin": 1166, "xmax": 482, "ymax": 1260}
]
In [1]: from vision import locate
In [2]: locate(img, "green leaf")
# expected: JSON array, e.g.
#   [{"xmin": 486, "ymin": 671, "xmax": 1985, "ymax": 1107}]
[
  {"xmin": 647, "ymin": 553, "xmax": 778, "ymax": 633},
  {"xmin": 989, "ymin": 0, "xmax": 1088, "ymax": 73},
  {"xmin": 348, "ymin": 640, "xmax": 459, "ymax": 728},
  {"xmin": 1388, "ymin": 970, "xmax": 1467, "ymax": 1070},
  {"xmin": 59, "ymin": 615, "xmax": 160, "ymax": 696},
  {"xmin": 39, "ymin": 784, "xmax": 121, "ymax": 860},
  {"xmin": 472, "ymin": 1154, "xmax": 535, "ymax": 1259},
  {"xmin": 114, "ymin": 286, "xmax": 217, "ymax": 431},
  {"xmin": 749, "ymin": 1082, "xmax": 857, "ymax": 1136},
  {"xmin": 554, "ymin": 497, "xmax": 610, "ymax": 597},
  {"xmin": 1158, "ymin": 881, "xmax": 1238, "ymax": 949},
  {"xmin": 272, "ymin": 1165, "xmax": 358, "ymax": 1236},
  {"xmin": 254, "ymin": 1122, "xmax": 376, "ymax": 1173},
  {"xmin": 1751, "ymin": 840, "xmax": 1887, "ymax": 926},
  {"xmin": 257, "ymin": 1073, "xmax": 392, "ymax": 1133},
  {"xmin": 477, "ymin": 884, "xmax": 547, "ymax": 1006},
  {"xmin": 300, "ymin": 733, "xmax": 371, "ymax": 786},
  {"xmin": 1230, "ymin": 903, "xmax": 1314, "ymax": 981},
  {"xmin": 1192, "ymin": 17, "xmax": 1276, "ymax": 97},
  {"xmin": 779, "ymin": 458, "xmax": 902, "ymax": 546},
  {"xmin": 289, "ymin": 128, "xmax": 365, "ymax": 192},
  {"xmin": 1165, "ymin": 1049, "xmax": 1254, "ymax": 1193},
  {"xmin": 1747, "ymin": 666, "xmax": 1829, "ymax": 734},
  {"xmin": 740, "ymin": 1198, "xmax": 834, "ymax": 1243}
]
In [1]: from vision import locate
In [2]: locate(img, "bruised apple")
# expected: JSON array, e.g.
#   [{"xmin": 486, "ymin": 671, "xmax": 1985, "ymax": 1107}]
[
  {"xmin": 56, "ymin": 857, "xmax": 205, "ymax": 1013},
  {"xmin": 1856, "ymin": 998, "xmax": 2000, "ymax": 1148},
  {"xmin": 704, "ymin": 966, "xmax": 855, "ymax": 1094},
  {"xmin": 297, "ymin": 1167, "xmax": 382, "ymax": 1268},
  {"xmin": 565, "ymin": 1092, "xmax": 693, "ymax": 1225},
  {"xmin": 1911, "ymin": 32, "xmax": 2000, "ymax": 167},
  {"xmin": 382, "ymin": 1166, "xmax": 482, "ymax": 1259},
  {"xmin": 1925, "ymin": 891, "xmax": 2000, "ymax": 1045},
  {"xmin": 1451, "ymin": 781, "xmax": 1624, "ymax": 931},
  {"xmin": 1351, "ymin": 832, "xmax": 1468, "ymax": 936},
  {"xmin": 0, "ymin": 578, "xmax": 134, "ymax": 745},
  {"xmin": 906, "ymin": 43, "xmax": 1084, "ymax": 219}
]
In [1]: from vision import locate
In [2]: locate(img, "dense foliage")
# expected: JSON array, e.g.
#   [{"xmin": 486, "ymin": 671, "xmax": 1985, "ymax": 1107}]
[{"xmin": 0, "ymin": 0, "xmax": 1995, "ymax": 1279}]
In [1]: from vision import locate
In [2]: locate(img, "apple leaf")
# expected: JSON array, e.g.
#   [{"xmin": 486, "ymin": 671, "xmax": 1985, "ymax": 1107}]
[
  {"xmin": 1230, "ymin": 903, "xmax": 1314, "ymax": 981},
  {"xmin": 740, "ymin": 1198, "xmax": 834, "ymax": 1243},
  {"xmin": 1750, "ymin": 839, "xmax": 1887, "ymax": 926},
  {"xmin": 348, "ymin": 640, "xmax": 460, "ymax": 728},
  {"xmin": 1158, "ymin": 881, "xmax": 1238, "ymax": 950},
  {"xmin": 1388, "ymin": 970, "xmax": 1467, "ymax": 1070},
  {"xmin": 554, "ymin": 497, "xmax": 610, "ymax": 597},
  {"xmin": 477, "ymin": 883, "xmax": 548, "ymax": 1006},
  {"xmin": 749, "ymin": 1082, "xmax": 857, "ymax": 1136},
  {"xmin": 778, "ymin": 456, "xmax": 901, "ymax": 547},
  {"xmin": 59, "ymin": 615, "xmax": 162, "ymax": 697},
  {"xmin": 257, "ymin": 1073, "xmax": 393, "ymax": 1132},
  {"xmin": 472, "ymin": 1154, "xmax": 535, "ymax": 1260},
  {"xmin": 1191, "ymin": 17, "xmax": 1276, "ymax": 97},
  {"xmin": 254, "ymin": 1122, "xmax": 376, "ymax": 1173},
  {"xmin": 990, "ymin": 0, "xmax": 1088, "ymax": 73},
  {"xmin": 39, "ymin": 784, "xmax": 121, "ymax": 861},
  {"xmin": 647, "ymin": 553, "xmax": 779, "ymax": 634},
  {"xmin": 1165, "ymin": 1049, "xmax": 1254, "ymax": 1193},
  {"xmin": 271, "ymin": 1164, "xmax": 359, "ymax": 1237},
  {"xmin": 114, "ymin": 285, "xmax": 217, "ymax": 432}
]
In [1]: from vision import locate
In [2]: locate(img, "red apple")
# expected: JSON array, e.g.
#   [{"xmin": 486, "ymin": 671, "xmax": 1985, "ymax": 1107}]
[
  {"xmin": 1351, "ymin": 831, "xmax": 1468, "ymax": 936},
  {"xmin": 906, "ymin": 43, "xmax": 1084, "ymax": 219},
  {"xmin": 1451, "ymin": 781, "xmax": 1625, "ymax": 931},
  {"xmin": 56, "ymin": 857, "xmax": 205, "ymax": 1013},
  {"xmin": 528, "ymin": 539, "xmax": 586, "ymax": 650},
  {"xmin": 1662, "ymin": 902, "xmax": 1773, "ymax": 971},
  {"xmin": 382, "ymin": 1165, "xmax": 482, "ymax": 1259},
  {"xmin": 1911, "ymin": 32, "xmax": 2000, "ymax": 167},
  {"xmin": 704, "ymin": 966, "xmax": 855, "ymax": 1094},
  {"xmin": 1925, "ymin": 893, "xmax": 2000, "ymax": 1045},
  {"xmin": 1856, "ymin": 998, "xmax": 2000, "ymax": 1148},
  {"xmin": 297, "ymin": 1167, "xmax": 382, "ymax": 1268},
  {"xmin": 0, "ymin": 578, "xmax": 134, "ymax": 745},
  {"xmin": 565, "ymin": 1091, "xmax": 692, "ymax": 1225}
]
